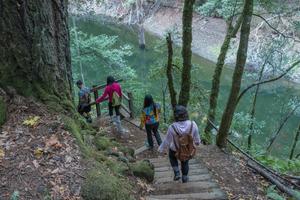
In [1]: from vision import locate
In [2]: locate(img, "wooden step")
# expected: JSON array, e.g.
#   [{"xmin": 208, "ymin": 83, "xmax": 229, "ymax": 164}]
[
  {"xmin": 155, "ymin": 163, "xmax": 204, "ymax": 172},
  {"xmin": 151, "ymin": 159, "xmax": 198, "ymax": 168},
  {"xmin": 146, "ymin": 189, "xmax": 227, "ymax": 200},
  {"xmin": 155, "ymin": 168, "xmax": 209, "ymax": 179},
  {"xmin": 155, "ymin": 174, "xmax": 212, "ymax": 184},
  {"xmin": 152, "ymin": 181, "xmax": 219, "ymax": 195}
]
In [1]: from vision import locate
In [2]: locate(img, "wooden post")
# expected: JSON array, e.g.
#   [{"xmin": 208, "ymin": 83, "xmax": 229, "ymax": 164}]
[
  {"xmin": 93, "ymin": 85, "xmax": 101, "ymax": 117},
  {"xmin": 127, "ymin": 92, "xmax": 134, "ymax": 118}
]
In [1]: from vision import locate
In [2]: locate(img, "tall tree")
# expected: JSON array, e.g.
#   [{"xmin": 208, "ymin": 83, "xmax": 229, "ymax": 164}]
[
  {"xmin": 178, "ymin": 0, "xmax": 195, "ymax": 107},
  {"xmin": 166, "ymin": 33, "xmax": 177, "ymax": 109},
  {"xmin": 0, "ymin": 0, "xmax": 72, "ymax": 101},
  {"xmin": 216, "ymin": 0, "xmax": 254, "ymax": 148},
  {"xmin": 204, "ymin": 15, "xmax": 243, "ymax": 144}
]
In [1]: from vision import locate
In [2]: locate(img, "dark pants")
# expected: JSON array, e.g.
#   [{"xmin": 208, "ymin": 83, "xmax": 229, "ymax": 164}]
[
  {"xmin": 169, "ymin": 149, "xmax": 189, "ymax": 176},
  {"xmin": 145, "ymin": 122, "xmax": 162, "ymax": 148},
  {"xmin": 108, "ymin": 102, "xmax": 120, "ymax": 116}
]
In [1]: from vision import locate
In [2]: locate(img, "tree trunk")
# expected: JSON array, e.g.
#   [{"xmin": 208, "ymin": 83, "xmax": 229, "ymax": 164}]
[
  {"xmin": 178, "ymin": 0, "xmax": 195, "ymax": 107},
  {"xmin": 247, "ymin": 62, "xmax": 267, "ymax": 150},
  {"xmin": 138, "ymin": 24, "xmax": 146, "ymax": 49},
  {"xmin": 72, "ymin": 17, "xmax": 85, "ymax": 84},
  {"xmin": 266, "ymin": 105, "xmax": 300, "ymax": 152},
  {"xmin": 136, "ymin": 0, "xmax": 145, "ymax": 49},
  {"xmin": 166, "ymin": 33, "xmax": 177, "ymax": 109},
  {"xmin": 216, "ymin": 0, "xmax": 254, "ymax": 148},
  {"xmin": 290, "ymin": 122, "xmax": 300, "ymax": 159},
  {"xmin": 0, "ymin": 0, "xmax": 72, "ymax": 101},
  {"xmin": 204, "ymin": 15, "xmax": 243, "ymax": 144}
]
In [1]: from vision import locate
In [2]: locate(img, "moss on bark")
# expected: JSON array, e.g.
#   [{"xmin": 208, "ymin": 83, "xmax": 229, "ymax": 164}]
[{"xmin": 0, "ymin": 97, "xmax": 7, "ymax": 126}]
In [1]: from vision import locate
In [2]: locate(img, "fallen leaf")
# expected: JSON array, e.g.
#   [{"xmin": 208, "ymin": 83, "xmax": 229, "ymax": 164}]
[
  {"xmin": 0, "ymin": 148, "xmax": 4, "ymax": 161},
  {"xmin": 23, "ymin": 116, "xmax": 40, "ymax": 127},
  {"xmin": 34, "ymin": 147, "xmax": 43, "ymax": 159},
  {"xmin": 45, "ymin": 135, "xmax": 61, "ymax": 148},
  {"xmin": 32, "ymin": 160, "xmax": 39, "ymax": 168}
]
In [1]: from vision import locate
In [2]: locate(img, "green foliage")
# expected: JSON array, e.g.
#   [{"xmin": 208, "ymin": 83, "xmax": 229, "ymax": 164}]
[
  {"xmin": 255, "ymin": 154, "xmax": 300, "ymax": 174},
  {"xmin": 231, "ymin": 112, "xmax": 265, "ymax": 140},
  {"xmin": 0, "ymin": 97, "xmax": 6, "ymax": 126},
  {"xmin": 94, "ymin": 135, "xmax": 119, "ymax": 151},
  {"xmin": 81, "ymin": 169, "xmax": 133, "ymax": 200},
  {"xmin": 130, "ymin": 160, "xmax": 154, "ymax": 182},
  {"xmin": 266, "ymin": 185, "xmax": 285, "ymax": 200},
  {"xmin": 196, "ymin": 0, "xmax": 244, "ymax": 19}
]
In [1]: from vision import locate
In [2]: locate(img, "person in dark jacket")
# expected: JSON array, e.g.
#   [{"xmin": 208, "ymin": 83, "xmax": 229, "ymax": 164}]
[{"xmin": 76, "ymin": 80, "xmax": 92, "ymax": 123}]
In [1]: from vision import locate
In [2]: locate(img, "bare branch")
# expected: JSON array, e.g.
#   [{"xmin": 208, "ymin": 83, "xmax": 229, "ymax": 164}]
[
  {"xmin": 237, "ymin": 59, "xmax": 300, "ymax": 104},
  {"xmin": 252, "ymin": 13, "xmax": 300, "ymax": 43}
]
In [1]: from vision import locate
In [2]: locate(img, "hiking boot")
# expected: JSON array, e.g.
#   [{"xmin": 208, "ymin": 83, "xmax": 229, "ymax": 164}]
[{"xmin": 182, "ymin": 175, "xmax": 189, "ymax": 183}]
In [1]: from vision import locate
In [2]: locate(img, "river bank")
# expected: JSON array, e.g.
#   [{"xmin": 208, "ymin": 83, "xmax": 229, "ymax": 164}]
[{"xmin": 69, "ymin": 0, "xmax": 300, "ymax": 83}]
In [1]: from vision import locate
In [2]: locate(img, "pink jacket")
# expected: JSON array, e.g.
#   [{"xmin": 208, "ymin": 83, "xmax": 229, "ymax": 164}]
[{"xmin": 96, "ymin": 82, "xmax": 122, "ymax": 103}]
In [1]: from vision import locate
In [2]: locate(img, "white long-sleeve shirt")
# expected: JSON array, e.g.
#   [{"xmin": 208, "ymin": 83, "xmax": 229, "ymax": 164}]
[{"xmin": 158, "ymin": 120, "xmax": 201, "ymax": 152}]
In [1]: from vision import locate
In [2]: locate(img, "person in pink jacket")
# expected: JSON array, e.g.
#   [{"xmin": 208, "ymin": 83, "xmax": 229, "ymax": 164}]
[{"xmin": 96, "ymin": 76, "xmax": 123, "ymax": 133}]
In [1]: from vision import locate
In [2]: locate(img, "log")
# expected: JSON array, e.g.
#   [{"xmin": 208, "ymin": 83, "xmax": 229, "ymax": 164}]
[{"xmin": 247, "ymin": 161, "xmax": 300, "ymax": 199}]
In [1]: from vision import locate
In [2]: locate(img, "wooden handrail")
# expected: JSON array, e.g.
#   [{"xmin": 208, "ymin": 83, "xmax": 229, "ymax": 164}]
[
  {"xmin": 122, "ymin": 93, "xmax": 130, "ymax": 101},
  {"xmin": 89, "ymin": 79, "xmax": 134, "ymax": 119},
  {"xmin": 90, "ymin": 79, "xmax": 123, "ymax": 92}
]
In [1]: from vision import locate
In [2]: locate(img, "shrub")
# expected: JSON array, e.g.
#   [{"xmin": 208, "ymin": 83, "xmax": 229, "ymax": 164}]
[
  {"xmin": 130, "ymin": 160, "xmax": 154, "ymax": 182},
  {"xmin": 81, "ymin": 169, "xmax": 132, "ymax": 200}
]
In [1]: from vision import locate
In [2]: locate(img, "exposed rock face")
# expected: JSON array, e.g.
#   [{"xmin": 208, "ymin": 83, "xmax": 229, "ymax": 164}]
[{"xmin": 0, "ymin": 0, "xmax": 72, "ymax": 99}]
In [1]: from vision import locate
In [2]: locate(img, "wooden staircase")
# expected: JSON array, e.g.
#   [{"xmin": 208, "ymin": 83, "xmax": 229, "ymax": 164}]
[{"xmin": 146, "ymin": 157, "xmax": 227, "ymax": 200}]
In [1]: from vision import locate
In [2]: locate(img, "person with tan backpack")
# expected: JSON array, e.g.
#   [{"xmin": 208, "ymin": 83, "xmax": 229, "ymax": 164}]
[{"xmin": 158, "ymin": 105, "xmax": 201, "ymax": 183}]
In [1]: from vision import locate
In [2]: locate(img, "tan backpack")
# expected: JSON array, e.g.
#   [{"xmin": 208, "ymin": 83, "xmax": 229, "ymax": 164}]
[{"xmin": 172, "ymin": 121, "xmax": 196, "ymax": 161}]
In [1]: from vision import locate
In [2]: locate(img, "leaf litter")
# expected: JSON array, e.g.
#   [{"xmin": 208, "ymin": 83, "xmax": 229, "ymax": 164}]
[{"xmin": 0, "ymin": 96, "xmax": 84, "ymax": 199}]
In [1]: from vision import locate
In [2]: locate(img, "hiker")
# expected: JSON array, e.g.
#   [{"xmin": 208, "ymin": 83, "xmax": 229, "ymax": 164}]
[
  {"xmin": 76, "ymin": 80, "xmax": 92, "ymax": 123},
  {"xmin": 158, "ymin": 105, "xmax": 200, "ymax": 183},
  {"xmin": 140, "ymin": 95, "xmax": 162, "ymax": 150},
  {"xmin": 95, "ymin": 76, "xmax": 124, "ymax": 133}
]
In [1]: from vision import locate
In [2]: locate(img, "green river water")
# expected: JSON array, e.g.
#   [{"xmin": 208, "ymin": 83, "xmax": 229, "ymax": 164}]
[{"xmin": 72, "ymin": 17, "xmax": 300, "ymax": 158}]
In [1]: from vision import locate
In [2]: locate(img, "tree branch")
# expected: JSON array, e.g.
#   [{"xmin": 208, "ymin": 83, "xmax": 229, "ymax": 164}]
[
  {"xmin": 237, "ymin": 59, "xmax": 300, "ymax": 104},
  {"xmin": 252, "ymin": 13, "xmax": 300, "ymax": 43}
]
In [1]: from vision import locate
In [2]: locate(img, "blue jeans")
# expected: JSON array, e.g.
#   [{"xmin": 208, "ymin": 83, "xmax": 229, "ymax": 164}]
[
  {"xmin": 145, "ymin": 122, "xmax": 162, "ymax": 148},
  {"xmin": 169, "ymin": 149, "xmax": 189, "ymax": 176}
]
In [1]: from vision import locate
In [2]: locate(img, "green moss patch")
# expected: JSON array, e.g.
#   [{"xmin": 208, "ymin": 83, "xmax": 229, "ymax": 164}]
[
  {"xmin": 130, "ymin": 160, "xmax": 154, "ymax": 182},
  {"xmin": 0, "ymin": 97, "xmax": 7, "ymax": 126},
  {"xmin": 81, "ymin": 169, "xmax": 133, "ymax": 200},
  {"xmin": 94, "ymin": 135, "xmax": 119, "ymax": 151}
]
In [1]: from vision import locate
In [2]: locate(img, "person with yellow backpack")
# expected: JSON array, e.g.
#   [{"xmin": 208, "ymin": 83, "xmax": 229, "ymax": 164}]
[
  {"xmin": 96, "ymin": 76, "xmax": 123, "ymax": 133},
  {"xmin": 140, "ymin": 95, "xmax": 162, "ymax": 150},
  {"xmin": 158, "ymin": 105, "xmax": 201, "ymax": 183}
]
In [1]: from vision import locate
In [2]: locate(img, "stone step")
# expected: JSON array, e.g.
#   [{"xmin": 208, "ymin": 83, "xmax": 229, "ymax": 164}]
[
  {"xmin": 146, "ymin": 189, "xmax": 227, "ymax": 200},
  {"xmin": 155, "ymin": 174, "xmax": 212, "ymax": 184},
  {"xmin": 151, "ymin": 159, "xmax": 198, "ymax": 168},
  {"xmin": 155, "ymin": 168, "xmax": 209, "ymax": 179},
  {"xmin": 152, "ymin": 181, "xmax": 219, "ymax": 195},
  {"xmin": 155, "ymin": 163, "xmax": 204, "ymax": 172}
]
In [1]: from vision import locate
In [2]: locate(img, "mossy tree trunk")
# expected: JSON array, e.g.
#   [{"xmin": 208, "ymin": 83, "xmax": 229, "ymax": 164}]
[
  {"xmin": 204, "ymin": 15, "xmax": 243, "ymax": 144},
  {"xmin": 166, "ymin": 33, "xmax": 177, "ymax": 109},
  {"xmin": 0, "ymin": 0, "xmax": 72, "ymax": 102},
  {"xmin": 216, "ymin": 0, "xmax": 254, "ymax": 148},
  {"xmin": 178, "ymin": 0, "xmax": 195, "ymax": 107}
]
